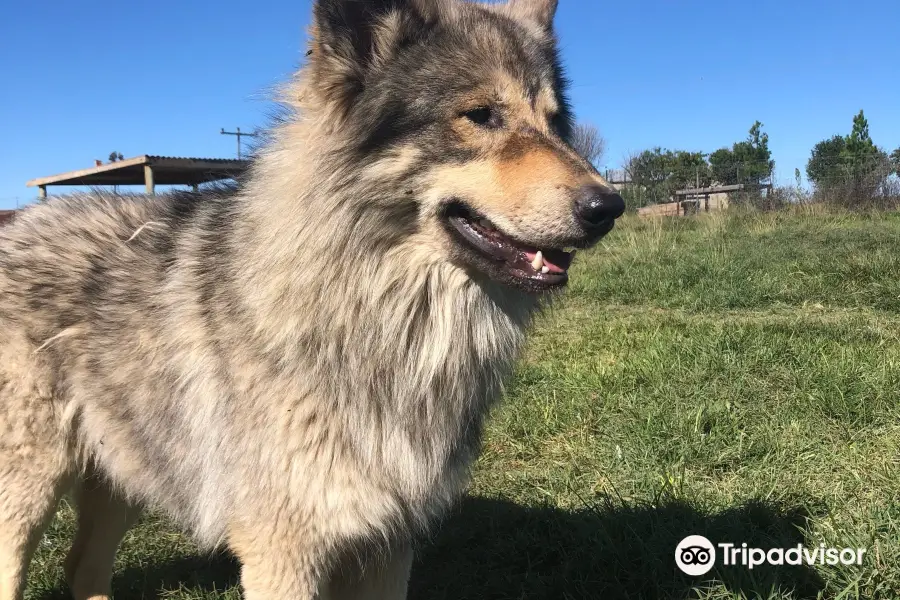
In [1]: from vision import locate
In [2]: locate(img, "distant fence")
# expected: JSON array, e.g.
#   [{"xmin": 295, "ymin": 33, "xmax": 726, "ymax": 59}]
[{"xmin": 610, "ymin": 163, "xmax": 779, "ymax": 212}]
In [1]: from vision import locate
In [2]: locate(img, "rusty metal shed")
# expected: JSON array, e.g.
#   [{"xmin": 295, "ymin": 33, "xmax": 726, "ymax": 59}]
[{"xmin": 26, "ymin": 155, "xmax": 249, "ymax": 198}]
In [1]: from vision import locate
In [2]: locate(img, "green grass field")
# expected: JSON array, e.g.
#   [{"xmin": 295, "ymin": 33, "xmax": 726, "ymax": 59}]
[{"xmin": 26, "ymin": 208, "xmax": 900, "ymax": 599}]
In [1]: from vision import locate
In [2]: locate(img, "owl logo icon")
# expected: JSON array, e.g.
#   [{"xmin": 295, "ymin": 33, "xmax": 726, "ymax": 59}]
[{"xmin": 676, "ymin": 536, "xmax": 716, "ymax": 576}]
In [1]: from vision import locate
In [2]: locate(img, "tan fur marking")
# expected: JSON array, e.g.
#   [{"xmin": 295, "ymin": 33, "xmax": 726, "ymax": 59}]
[
  {"xmin": 362, "ymin": 145, "xmax": 423, "ymax": 181},
  {"xmin": 534, "ymin": 87, "xmax": 560, "ymax": 125},
  {"xmin": 495, "ymin": 148, "xmax": 581, "ymax": 210}
]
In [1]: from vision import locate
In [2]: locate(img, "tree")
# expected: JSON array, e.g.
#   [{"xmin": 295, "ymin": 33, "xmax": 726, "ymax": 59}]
[
  {"xmin": 108, "ymin": 151, "xmax": 124, "ymax": 163},
  {"xmin": 806, "ymin": 110, "xmax": 889, "ymax": 199},
  {"xmin": 570, "ymin": 123, "xmax": 606, "ymax": 166},
  {"xmin": 891, "ymin": 147, "xmax": 900, "ymax": 176},
  {"xmin": 844, "ymin": 110, "xmax": 883, "ymax": 174},
  {"xmin": 624, "ymin": 147, "xmax": 710, "ymax": 206},
  {"xmin": 668, "ymin": 149, "xmax": 711, "ymax": 189},
  {"xmin": 806, "ymin": 135, "xmax": 846, "ymax": 188},
  {"xmin": 708, "ymin": 147, "xmax": 739, "ymax": 185},
  {"xmin": 625, "ymin": 148, "xmax": 671, "ymax": 192},
  {"xmin": 709, "ymin": 121, "xmax": 774, "ymax": 186}
]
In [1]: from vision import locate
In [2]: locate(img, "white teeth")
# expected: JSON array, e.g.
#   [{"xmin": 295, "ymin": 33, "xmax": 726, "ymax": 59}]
[
  {"xmin": 541, "ymin": 266, "xmax": 550, "ymax": 274},
  {"xmin": 531, "ymin": 251, "xmax": 544, "ymax": 271}
]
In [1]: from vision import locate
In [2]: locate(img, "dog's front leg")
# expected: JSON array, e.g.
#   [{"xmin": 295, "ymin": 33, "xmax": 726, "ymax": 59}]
[
  {"xmin": 326, "ymin": 544, "xmax": 413, "ymax": 600},
  {"xmin": 228, "ymin": 525, "xmax": 328, "ymax": 600}
]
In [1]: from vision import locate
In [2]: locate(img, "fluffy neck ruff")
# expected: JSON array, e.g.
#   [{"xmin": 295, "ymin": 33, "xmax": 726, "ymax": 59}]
[{"xmin": 229, "ymin": 109, "xmax": 542, "ymax": 502}]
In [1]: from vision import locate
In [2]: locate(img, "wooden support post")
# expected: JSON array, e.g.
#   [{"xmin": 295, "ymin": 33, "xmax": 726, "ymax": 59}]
[
  {"xmin": 38, "ymin": 185, "xmax": 47, "ymax": 199},
  {"xmin": 144, "ymin": 165, "xmax": 155, "ymax": 195}
]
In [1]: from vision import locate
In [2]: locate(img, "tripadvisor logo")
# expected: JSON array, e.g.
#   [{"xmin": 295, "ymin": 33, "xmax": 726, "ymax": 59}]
[
  {"xmin": 676, "ymin": 536, "xmax": 716, "ymax": 576},
  {"xmin": 675, "ymin": 535, "xmax": 866, "ymax": 576}
]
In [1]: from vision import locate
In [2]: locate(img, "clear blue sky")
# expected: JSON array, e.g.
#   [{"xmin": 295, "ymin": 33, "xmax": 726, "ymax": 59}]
[{"xmin": 2, "ymin": 0, "xmax": 898, "ymax": 209}]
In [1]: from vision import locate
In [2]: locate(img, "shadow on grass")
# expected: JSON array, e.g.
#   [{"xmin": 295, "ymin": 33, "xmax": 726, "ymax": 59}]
[
  {"xmin": 37, "ymin": 496, "xmax": 824, "ymax": 600},
  {"xmin": 410, "ymin": 496, "xmax": 825, "ymax": 600}
]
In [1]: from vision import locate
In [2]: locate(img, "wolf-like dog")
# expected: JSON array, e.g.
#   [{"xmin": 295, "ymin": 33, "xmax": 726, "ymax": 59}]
[{"xmin": 0, "ymin": 0, "xmax": 624, "ymax": 598}]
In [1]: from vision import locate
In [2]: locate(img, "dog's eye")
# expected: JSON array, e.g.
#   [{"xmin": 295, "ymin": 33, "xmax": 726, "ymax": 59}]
[{"xmin": 462, "ymin": 107, "xmax": 502, "ymax": 129}]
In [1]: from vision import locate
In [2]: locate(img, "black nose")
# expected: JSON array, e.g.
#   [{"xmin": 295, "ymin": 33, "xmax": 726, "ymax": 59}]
[{"xmin": 573, "ymin": 185, "xmax": 626, "ymax": 228}]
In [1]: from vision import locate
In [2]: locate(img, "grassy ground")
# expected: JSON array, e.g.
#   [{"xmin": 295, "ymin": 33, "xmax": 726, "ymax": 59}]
[{"xmin": 26, "ymin": 208, "xmax": 900, "ymax": 599}]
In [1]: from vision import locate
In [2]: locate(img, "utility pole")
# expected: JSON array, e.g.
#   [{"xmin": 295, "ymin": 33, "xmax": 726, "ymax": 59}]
[{"xmin": 220, "ymin": 127, "xmax": 260, "ymax": 160}]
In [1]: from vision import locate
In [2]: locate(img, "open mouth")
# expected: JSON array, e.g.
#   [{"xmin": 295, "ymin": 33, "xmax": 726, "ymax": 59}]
[{"xmin": 443, "ymin": 202, "xmax": 576, "ymax": 292}]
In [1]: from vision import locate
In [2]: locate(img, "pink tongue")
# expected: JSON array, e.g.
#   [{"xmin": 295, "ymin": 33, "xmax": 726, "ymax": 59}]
[{"xmin": 523, "ymin": 250, "xmax": 566, "ymax": 274}]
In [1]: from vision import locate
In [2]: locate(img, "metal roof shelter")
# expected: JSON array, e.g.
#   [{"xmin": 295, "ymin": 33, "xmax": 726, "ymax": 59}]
[
  {"xmin": 674, "ymin": 183, "xmax": 773, "ymax": 214},
  {"xmin": 26, "ymin": 155, "xmax": 250, "ymax": 198}
]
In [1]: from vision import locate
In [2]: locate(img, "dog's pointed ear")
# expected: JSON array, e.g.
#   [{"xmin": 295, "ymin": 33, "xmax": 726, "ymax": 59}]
[
  {"xmin": 308, "ymin": 0, "xmax": 444, "ymax": 116},
  {"xmin": 506, "ymin": 0, "xmax": 558, "ymax": 30}
]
